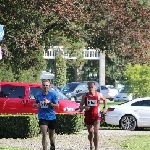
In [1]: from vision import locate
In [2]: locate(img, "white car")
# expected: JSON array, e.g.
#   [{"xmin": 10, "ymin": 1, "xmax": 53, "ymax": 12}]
[
  {"xmin": 97, "ymin": 85, "xmax": 118, "ymax": 101},
  {"xmin": 114, "ymin": 88, "xmax": 132, "ymax": 101},
  {"xmin": 105, "ymin": 97, "xmax": 150, "ymax": 130}
]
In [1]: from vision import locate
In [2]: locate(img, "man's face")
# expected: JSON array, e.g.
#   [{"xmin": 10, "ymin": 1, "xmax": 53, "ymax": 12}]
[
  {"xmin": 88, "ymin": 83, "xmax": 96, "ymax": 93},
  {"xmin": 42, "ymin": 81, "xmax": 50, "ymax": 92}
]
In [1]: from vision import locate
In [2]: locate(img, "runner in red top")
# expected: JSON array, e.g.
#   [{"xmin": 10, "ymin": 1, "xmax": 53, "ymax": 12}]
[
  {"xmin": 84, "ymin": 91, "xmax": 101, "ymax": 125},
  {"xmin": 79, "ymin": 81, "xmax": 107, "ymax": 150}
]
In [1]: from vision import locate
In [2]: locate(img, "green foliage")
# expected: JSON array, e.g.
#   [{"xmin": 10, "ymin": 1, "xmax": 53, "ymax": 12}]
[
  {"xmin": 56, "ymin": 114, "xmax": 84, "ymax": 134},
  {"xmin": 1, "ymin": 0, "xmax": 48, "ymax": 82},
  {"xmin": 0, "ymin": 61, "xmax": 15, "ymax": 82},
  {"xmin": 105, "ymin": 54, "xmax": 126, "ymax": 85},
  {"xmin": 17, "ymin": 69, "xmax": 41, "ymax": 83},
  {"xmin": 66, "ymin": 66, "xmax": 75, "ymax": 83},
  {"xmin": 138, "ymin": 0, "xmax": 150, "ymax": 7},
  {"xmin": 0, "ymin": 114, "xmax": 39, "ymax": 139},
  {"xmin": 53, "ymin": 0, "xmax": 150, "ymax": 64},
  {"xmin": 55, "ymin": 55, "xmax": 67, "ymax": 86},
  {"xmin": 82, "ymin": 60, "xmax": 99, "ymax": 82},
  {"xmin": 1, "ymin": 0, "xmax": 149, "ymax": 83},
  {"xmin": 123, "ymin": 64, "xmax": 150, "ymax": 98},
  {"xmin": 120, "ymin": 134, "xmax": 150, "ymax": 150},
  {"xmin": 0, "ymin": 114, "xmax": 84, "ymax": 138}
]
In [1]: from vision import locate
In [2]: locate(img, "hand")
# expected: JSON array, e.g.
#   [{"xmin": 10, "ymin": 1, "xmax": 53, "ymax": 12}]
[
  {"xmin": 101, "ymin": 108, "xmax": 107, "ymax": 114},
  {"xmin": 43, "ymin": 98, "xmax": 50, "ymax": 104},
  {"xmin": 85, "ymin": 106, "xmax": 90, "ymax": 111},
  {"xmin": 33, "ymin": 103, "xmax": 38, "ymax": 108}
]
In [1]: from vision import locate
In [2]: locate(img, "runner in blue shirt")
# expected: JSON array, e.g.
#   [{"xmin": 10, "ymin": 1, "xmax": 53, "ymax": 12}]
[{"xmin": 33, "ymin": 79, "xmax": 59, "ymax": 150}]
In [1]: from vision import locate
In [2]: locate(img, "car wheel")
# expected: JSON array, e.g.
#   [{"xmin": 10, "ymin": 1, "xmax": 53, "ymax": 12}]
[{"xmin": 120, "ymin": 115, "xmax": 137, "ymax": 131}]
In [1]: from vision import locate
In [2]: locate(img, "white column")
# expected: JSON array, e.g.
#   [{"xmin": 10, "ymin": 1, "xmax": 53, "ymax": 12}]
[{"xmin": 99, "ymin": 52, "xmax": 105, "ymax": 85}]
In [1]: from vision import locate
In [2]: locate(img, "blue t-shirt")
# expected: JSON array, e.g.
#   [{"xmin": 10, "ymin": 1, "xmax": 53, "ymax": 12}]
[{"xmin": 36, "ymin": 91, "xmax": 58, "ymax": 120}]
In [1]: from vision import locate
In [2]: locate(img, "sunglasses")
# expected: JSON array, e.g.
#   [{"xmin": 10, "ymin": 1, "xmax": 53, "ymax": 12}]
[
  {"xmin": 88, "ymin": 87, "xmax": 94, "ymax": 89},
  {"xmin": 43, "ymin": 85, "xmax": 49, "ymax": 87}
]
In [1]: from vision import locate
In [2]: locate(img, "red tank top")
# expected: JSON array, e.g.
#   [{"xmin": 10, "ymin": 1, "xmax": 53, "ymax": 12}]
[{"xmin": 84, "ymin": 92, "xmax": 100, "ymax": 120}]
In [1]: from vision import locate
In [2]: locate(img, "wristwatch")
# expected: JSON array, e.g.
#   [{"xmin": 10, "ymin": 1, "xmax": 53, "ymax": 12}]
[{"xmin": 103, "ymin": 106, "xmax": 106, "ymax": 109}]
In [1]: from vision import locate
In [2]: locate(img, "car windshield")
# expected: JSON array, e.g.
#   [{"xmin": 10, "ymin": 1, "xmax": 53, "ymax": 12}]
[
  {"xmin": 109, "ymin": 87, "xmax": 117, "ymax": 89},
  {"xmin": 120, "ymin": 88, "xmax": 128, "ymax": 93},
  {"xmin": 49, "ymin": 87, "xmax": 68, "ymax": 100},
  {"xmin": 61, "ymin": 83, "xmax": 79, "ymax": 92}
]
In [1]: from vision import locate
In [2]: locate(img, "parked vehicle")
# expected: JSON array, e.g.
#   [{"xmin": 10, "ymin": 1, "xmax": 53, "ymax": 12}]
[
  {"xmin": 61, "ymin": 81, "xmax": 100, "ymax": 103},
  {"xmin": 56, "ymin": 86, "xmax": 64, "ymax": 91},
  {"xmin": 97, "ymin": 85, "xmax": 118, "ymax": 101},
  {"xmin": 0, "ymin": 82, "xmax": 81, "ymax": 114},
  {"xmin": 105, "ymin": 97, "xmax": 150, "ymax": 130},
  {"xmin": 114, "ymin": 88, "xmax": 132, "ymax": 101}
]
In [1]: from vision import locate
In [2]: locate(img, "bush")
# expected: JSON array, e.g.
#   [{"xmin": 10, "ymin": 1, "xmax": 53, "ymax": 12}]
[
  {"xmin": 0, "ymin": 114, "xmax": 39, "ymax": 139},
  {"xmin": 0, "ymin": 114, "xmax": 85, "ymax": 138},
  {"xmin": 56, "ymin": 114, "xmax": 84, "ymax": 134}
]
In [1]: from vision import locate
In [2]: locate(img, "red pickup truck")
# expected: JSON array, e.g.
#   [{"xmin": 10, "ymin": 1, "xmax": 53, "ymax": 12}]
[{"xmin": 0, "ymin": 81, "xmax": 82, "ymax": 114}]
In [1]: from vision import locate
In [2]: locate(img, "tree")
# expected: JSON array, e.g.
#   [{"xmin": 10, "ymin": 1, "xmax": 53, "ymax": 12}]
[
  {"xmin": 1, "ymin": 0, "xmax": 149, "ymax": 82},
  {"xmin": 1, "ymin": 0, "xmax": 49, "ymax": 81},
  {"xmin": 53, "ymin": 0, "xmax": 150, "ymax": 64},
  {"xmin": 123, "ymin": 63, "xmax": 150, "ymax": 98},
  {"xmin": 105, "ymin": 54, "xmax": 126, "ymax": 85},
  {"xmin": 0, "ymin": 0, "xmax": 86, "ymax": 82},
  {"xmin": 55, "ymin": 55, "xmax": 67, "ymax": 86}
]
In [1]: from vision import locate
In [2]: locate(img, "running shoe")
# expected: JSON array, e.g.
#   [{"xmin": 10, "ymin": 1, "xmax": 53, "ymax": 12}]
[
  {"xmin": 50, "ymin": 146, "xmax": 55, "ymax": 150},
  {"xmin": 90, "ymin": 146, "xmax": 94, "ymax": 150}
]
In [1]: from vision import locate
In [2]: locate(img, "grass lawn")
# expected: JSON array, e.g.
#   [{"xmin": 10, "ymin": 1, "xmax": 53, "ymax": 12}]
[
  {"xmin": 100, "ymin": 101, "xmax": 123, "ymax": 109},
  {"xmin": 0, "ymin": 146, "xmax": 30, "ymax": 150},
  {"xmin": 102, "ymin": 101, "xmax": 150, "ymax": 150},
  {"xmin": 120, "ymin": 134, "xmax": 150, "ymax": 150}
]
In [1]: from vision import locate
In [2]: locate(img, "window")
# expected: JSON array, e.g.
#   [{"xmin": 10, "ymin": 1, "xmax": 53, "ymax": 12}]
[
  {"xmin": 140, "ymin": 100, "xmax": 150, "ymax": 106},
  {"xmin": 62, "ymin": 83, "xmax": 79, "ymax": 92},
  {"xmin": 131, "ymin": 101, "xmax": 140, "ymax": 106},
  {"xmin": 0, "ymin": 85, "xmax": 25, "ymax": 98},
  {"xmin": 131, "ymin": 100, "xmax": 150, "ymax": 106},
  {"xmin": 29, "ymin": 87, "xmax": 42, "ymax": 99},
  {"xmin": 83, "ymin": 83, "xmax": 88, "ymax": 91},
  {"xmin": 76, "ymin": 84, "xmax": 84, "ymax": 92},
  {"xmin": 49, "ymin": 87, "xmax": 68, "ymax": 99},
  {"xmin": 101, "ymin": 86, "xmax": 108, "ymax": 90}
]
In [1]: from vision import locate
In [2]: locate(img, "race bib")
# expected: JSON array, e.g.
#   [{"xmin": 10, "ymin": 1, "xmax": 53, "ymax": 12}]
[
  {"xmin": 87, "ymin": 99, "xmax": 97, "ymax": 106},
  {"xmin": 40, "ymin": 101, "xmax": 48, "ymax": 108}
]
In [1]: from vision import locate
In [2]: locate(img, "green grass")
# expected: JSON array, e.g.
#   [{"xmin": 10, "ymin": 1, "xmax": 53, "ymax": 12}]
[
  {"xmin": 108, "ymin": 101, "xmax": 123, "ymax": 106},
  {"xmin": 100, "ymin": 101, "xmax": 123, "ymax": 109},
  {"xmin": 120, "ymin": 134, "xmax": 150, "ymax": 150},
  {"xmin": 0, "ymin": 147, "xmax": 30, "ymax": 150}
]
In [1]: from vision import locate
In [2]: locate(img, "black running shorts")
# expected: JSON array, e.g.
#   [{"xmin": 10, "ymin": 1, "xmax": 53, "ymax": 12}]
[{"xmin": 39, "ymin": 119, "xmax": 56, "ymax": 130}]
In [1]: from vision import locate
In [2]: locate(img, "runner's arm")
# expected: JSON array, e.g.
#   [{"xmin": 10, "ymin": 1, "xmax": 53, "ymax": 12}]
[
  {"xmin": 79, "ymin": 95, "xmax": 85, "ymax": 110},
  {"xmin": 50, "ymin": 93, "xmax": 59, "ymax": 109},
  {"xmin": 100, "ymin": 92, "xmax": 107, "ymax": 109},
  {"xmin": 98, "ymin": 92, "xmax": 107, "ymax": 113},
  {"xmin": 33, "ymin": 95, "xmax": 39, "ymax": 108}
]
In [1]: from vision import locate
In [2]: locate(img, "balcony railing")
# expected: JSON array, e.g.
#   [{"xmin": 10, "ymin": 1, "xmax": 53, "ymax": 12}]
[{"xmin": 43, "ymin": 47, "xmax": 101, "ymax": 60}]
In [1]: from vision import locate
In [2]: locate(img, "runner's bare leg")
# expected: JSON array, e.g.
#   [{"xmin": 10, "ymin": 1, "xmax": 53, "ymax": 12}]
[
  {"xmin": 40, "ymin": 125, "xmax": 48, "ymax": 150},
  {"xmin": 93, "ymin": 120, "xmax": 100, "ymax": 150}
]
